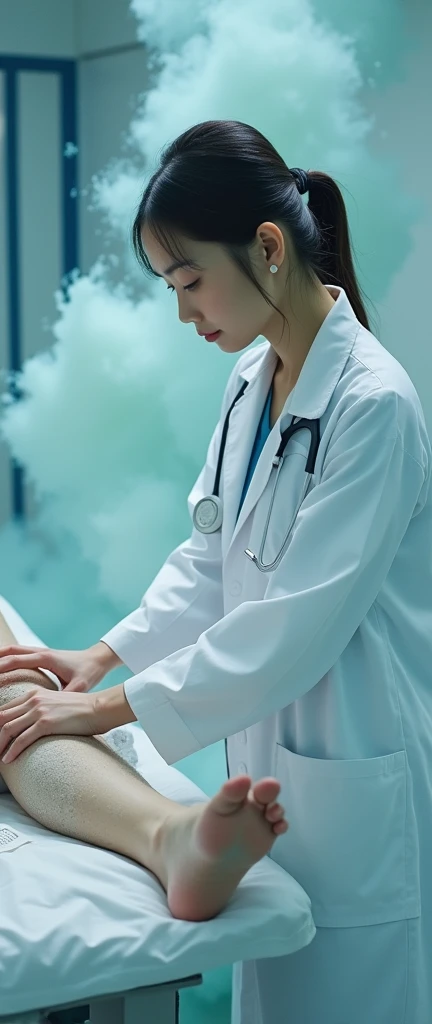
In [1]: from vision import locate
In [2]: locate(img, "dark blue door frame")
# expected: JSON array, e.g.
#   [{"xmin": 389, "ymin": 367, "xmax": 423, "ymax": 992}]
[{"xmin": 0, "ymin": 55, "xmax": 79, "ymax": 518}]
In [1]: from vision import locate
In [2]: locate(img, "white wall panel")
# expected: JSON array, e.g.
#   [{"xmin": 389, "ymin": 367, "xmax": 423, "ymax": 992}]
[
  {"xmin": 0, "ymin": 0, "xmax": 77, "ymax": 57},
  {"xmin": 76, "ymin": 0, "xmax": 137, "ymax": 55},
  {"xmin": 18, "ymin": 72, "xmax": 61, "ymax": 362},
  {"xmin": 78, "ymin": 45, "xmax": 148, "ymax": 274},
  {"xmin": 0, "ymin": 71, "xmax": 12, "ymax": 524},
  {"xmin": 18, "ymin": 71, "xmax": 63, "ymax": 519}
]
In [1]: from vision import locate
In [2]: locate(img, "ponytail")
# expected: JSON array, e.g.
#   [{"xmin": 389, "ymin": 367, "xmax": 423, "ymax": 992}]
[{"xmin": 306, "ymin": 171, "xmax": 370, "ymax": 330}]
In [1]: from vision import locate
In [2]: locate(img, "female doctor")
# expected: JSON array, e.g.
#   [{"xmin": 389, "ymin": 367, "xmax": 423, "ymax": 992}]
[{"xmin": 1, "ymin": 119, "xmax": 432, "ymax": 1023}]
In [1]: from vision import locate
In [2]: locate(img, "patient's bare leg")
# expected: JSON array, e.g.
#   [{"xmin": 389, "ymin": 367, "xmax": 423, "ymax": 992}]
[
  {"xmin": 0, "ymin": 612, "xmax": 288, "ymax": 921},
  {"xmin": 0, "ymin": 612, "xmax": 189, "ymax": 877}
]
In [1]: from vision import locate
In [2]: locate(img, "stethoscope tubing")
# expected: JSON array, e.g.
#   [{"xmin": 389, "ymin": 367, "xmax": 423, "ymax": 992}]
[{"xmin": 193, "ymin": 381, "xmax": 320, "ymax": 572}]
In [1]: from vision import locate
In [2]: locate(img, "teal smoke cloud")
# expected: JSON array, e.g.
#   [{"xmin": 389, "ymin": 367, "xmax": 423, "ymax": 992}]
[{"xmin": 0, "ymin": 0, "xmax": 418, "ymax": 648}]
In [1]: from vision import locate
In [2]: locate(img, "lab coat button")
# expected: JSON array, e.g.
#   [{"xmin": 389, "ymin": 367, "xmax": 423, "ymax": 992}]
[
  {"xmin": 238, "ymin": 762, "xmax": 248, "ymax": 774},
  {"xmin": 229, "ymin": 581, "xmax": 242, "ymax": 596}
]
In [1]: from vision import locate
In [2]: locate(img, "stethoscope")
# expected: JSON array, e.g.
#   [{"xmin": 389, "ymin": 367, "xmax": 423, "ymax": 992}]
[{"xmin": 192, "ymin": 381, "xmax": 321, "ymax": 572}]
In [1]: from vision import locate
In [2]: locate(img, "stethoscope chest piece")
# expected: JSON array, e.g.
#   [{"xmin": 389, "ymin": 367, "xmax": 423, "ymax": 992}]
[
  {"xmin": 192, "ymin": 378, "xmax": 320, "ymax": 568},
  {"xmin": 193, "ymin": 494, "xmax": 223, "ymax": 534}
]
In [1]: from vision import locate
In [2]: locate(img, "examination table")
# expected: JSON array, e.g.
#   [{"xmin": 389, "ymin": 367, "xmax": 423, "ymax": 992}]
[{"xmin": 0, "ymin": 596, "xmax": 316, "ymax": 1023}]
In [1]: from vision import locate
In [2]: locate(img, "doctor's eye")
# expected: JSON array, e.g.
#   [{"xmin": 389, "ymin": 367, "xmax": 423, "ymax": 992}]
[{"xmin": 165, "ymin": 280, "xmax": 199, "ymax": 292}]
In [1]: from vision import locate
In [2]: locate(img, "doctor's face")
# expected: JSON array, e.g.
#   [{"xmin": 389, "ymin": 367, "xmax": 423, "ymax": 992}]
[{"xmin": 141, "ymin": 225, "xmax": 286, "ymax": 354}]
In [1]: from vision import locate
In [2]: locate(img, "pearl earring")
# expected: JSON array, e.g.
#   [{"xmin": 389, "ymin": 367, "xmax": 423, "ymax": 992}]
[{"xmin": 269, "ymin": 264, "xmax": 278, "ymax": 273}]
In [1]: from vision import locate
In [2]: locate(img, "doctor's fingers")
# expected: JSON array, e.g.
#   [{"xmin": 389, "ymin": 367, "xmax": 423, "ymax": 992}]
[
  {"xmin": 0, "ymin": 646, "xmax": 52, "ymax": 673},
  {"xmin": 0, "ymin": 705, "xmax": 41, "ymax": 760}
]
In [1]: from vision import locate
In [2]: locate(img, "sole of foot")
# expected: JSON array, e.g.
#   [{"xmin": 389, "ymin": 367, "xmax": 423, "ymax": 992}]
[{"xmin": 157, "ymin": 774, "xmax": 289, "ymax": 921}]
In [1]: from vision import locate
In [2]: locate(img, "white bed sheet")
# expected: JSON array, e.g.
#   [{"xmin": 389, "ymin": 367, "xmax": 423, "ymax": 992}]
[{"xmin": 0, "ymin": 596, "xmax": 316, "ymax": 1018}]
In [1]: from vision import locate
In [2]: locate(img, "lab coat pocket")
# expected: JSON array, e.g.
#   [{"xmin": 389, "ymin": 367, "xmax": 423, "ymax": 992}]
[{"xmin": 272, "ymin": 743, "xmax": 420, "ymax": 928}]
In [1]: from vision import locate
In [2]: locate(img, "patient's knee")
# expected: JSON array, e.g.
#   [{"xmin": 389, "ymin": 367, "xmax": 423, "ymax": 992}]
[
  {"xmin": 0, "ymin": 683, "xmax": 38, "ymax": 792},
  {"xmin": 0, "ymin": 666, "xmax": 57, "ymax": 693},
  {"xmin": 0, "ymin": 680, "xmax": 39, "ymax": 706}
]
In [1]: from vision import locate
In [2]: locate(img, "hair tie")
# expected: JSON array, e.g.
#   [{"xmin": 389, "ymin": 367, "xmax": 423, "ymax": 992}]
[{"xmin": 290, "ymin": 167, "xmax": 309, "ymax": 195}]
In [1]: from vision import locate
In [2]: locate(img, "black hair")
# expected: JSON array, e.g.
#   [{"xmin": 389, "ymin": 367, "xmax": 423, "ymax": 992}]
[{"xmin": 132, "ymin": 119, "xmax": 371, "ymax": 333}]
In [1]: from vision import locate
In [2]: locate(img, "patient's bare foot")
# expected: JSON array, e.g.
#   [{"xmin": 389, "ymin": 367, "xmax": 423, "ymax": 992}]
[{"xmin": 156, "ymin": 775, "xmax": 289, "ymax": 921}]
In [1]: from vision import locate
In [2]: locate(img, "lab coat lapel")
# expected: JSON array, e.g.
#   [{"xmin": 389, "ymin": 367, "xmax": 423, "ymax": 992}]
[
  {"xmin": 221, "ymin": 286, "xmax": 360, "ymax": 560},
  {"xmin": 222, "ymin": 345, "xmax": 281, "ymax": 558}
]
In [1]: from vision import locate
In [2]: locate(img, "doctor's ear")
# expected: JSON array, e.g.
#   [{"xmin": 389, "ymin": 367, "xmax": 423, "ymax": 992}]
[{"xmin": 255, "ymin": 223, "xmax": 288, "ymax": 272}]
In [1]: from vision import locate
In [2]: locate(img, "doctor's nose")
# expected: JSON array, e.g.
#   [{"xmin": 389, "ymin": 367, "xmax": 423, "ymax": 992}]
[
  {"xmin": 177, "ymin": 301, "xmax": 199, "ymax": 327},
  {"xmin": 179, "ymin": 312, "xmax": 200, "ymax": 327}
]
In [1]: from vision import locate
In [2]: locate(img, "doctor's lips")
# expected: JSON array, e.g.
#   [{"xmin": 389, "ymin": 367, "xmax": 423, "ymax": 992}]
[{"xmin": 197, "ymin": 330, "xmax": 222, "ymax": 342}]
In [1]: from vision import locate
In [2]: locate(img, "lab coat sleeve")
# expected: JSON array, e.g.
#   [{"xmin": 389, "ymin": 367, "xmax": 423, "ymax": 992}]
[
  {"xmin": 122, "ymin": 387, "xmax": 430, "ymax": 764},
  {"xmin": 99, "ymin": 363, "xmax": 241, "ymax": 675}
]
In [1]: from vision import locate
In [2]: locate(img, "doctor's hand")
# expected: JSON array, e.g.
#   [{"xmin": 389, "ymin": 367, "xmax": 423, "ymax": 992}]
[
  {"xmin": 0, "ymin": 687, "xmax": 102, "ymax": 764},
  {"xmin": 0, "ymin": 643, "xmax": 114, "ymax": 693}
]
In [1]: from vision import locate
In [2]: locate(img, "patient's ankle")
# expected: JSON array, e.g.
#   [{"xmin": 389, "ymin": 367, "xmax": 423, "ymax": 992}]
[{"xmin": 0, "ymin": 667, "xmax": 58, "ymax": 691}]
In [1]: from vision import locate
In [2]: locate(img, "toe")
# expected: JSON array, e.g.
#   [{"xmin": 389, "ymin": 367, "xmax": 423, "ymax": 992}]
[
  {"xmin": 252, "ymin": 777, "xmax": 281, "ymax": 807},
  {"xmin": 273, "ymin": 820, "xmax": 289, "ymax": 835},
  {"xmin": 217, "ymin": 776, "xmax": 251, "ymax": 814},
  {"xmin": 225, "ymin": 775, "xmax": 251, "ymax": 797},
  {"xmin": 265, "ymin": 802, "xmax": 284, "ymax": 822}
]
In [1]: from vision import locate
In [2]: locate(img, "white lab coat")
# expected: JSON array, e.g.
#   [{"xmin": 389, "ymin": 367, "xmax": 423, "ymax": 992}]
[{"xmin": 101, "ymin": 286, "xmax": 432, "ymax": 1023}]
